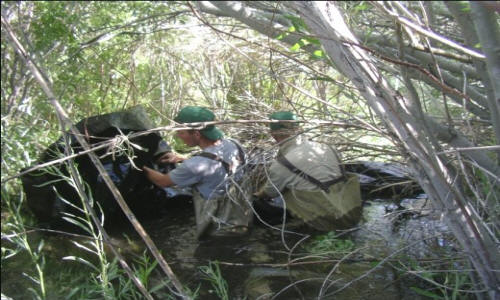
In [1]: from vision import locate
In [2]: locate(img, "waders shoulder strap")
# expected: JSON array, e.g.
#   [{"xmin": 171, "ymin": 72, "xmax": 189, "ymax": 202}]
[
  {"xmin": 195, "ymin": 152, "xmax": 231, "ymax": 175},
  {"xmin": 276, "ymin": 153, "xmax": 346, "ymax": 193},
  {"xmin": 194, "ymin": 139, "xmax": 246, "ymax": 176}
]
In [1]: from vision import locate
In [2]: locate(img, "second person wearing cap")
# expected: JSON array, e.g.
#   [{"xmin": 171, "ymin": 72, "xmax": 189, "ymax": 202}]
[{"xmin": 254, "ymin": 111, "xmax": 362, "ymax": 231}]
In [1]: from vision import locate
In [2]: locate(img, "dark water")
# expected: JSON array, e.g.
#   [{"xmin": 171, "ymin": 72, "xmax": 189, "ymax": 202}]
[{"xmin": 118, "ymin": 195, "xmax": 452, "ymax": 299}]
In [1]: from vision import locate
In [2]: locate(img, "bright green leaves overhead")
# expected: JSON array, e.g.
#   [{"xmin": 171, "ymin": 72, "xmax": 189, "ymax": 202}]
[
  {"xmin": 291, "ymin": 37, "xmax": 324, "ymax": 60},
  {"xmin": 289, "ymin": 39, "xmax": 303, "ymax": 52},
  {"xmin": 275, "ymin": 31, "xmax": 287, "ymax": 41},
  {"xmin": 284, "ymin": 14, "xmax": 308, "ymax": 33},
  {"xmin": 275, "ymin": 14, "xmax": 325, "ymax": 59},
  {"xmin": 311, "ymin": 49, "xmax": 325, "ymax": 59},
  {"xmin": 276, "ymin": 14, "xmax": 311, "ymax": 41},
  {"xmin": 31, "ymin": 2, "xmax": 78, "ymax": 52}
]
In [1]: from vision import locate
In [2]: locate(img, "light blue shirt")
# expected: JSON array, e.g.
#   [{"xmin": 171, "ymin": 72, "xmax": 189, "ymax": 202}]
[{"xmin": 168, "ymin": 139, "xmax": 244, "ymax": 200}]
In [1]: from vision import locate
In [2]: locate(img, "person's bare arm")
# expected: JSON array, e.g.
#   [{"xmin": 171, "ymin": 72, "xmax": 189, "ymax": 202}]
[{"xmin": 143, "ymin": 166, "xmax": 175, "ymax": 188}]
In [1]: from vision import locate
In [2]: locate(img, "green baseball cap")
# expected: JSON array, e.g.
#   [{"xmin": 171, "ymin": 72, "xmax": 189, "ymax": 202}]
[
  {"xmin": 269, "ymin": 111, "xmax": 298, "ymax": 131},
  {"xmin": 174, "ymin": 106, "xmax": 224, "ymax": 140}
]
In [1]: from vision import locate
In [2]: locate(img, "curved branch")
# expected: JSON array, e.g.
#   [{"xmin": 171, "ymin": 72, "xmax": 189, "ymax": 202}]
[
  {"xmin": 361, "ymin": 31, "xmax": 479, "ymax": 77},
  {"xmin": 373, "ymin": 2, "xmax": 486, "ymax": 59},
  {"xmin": 368, "ymin": 44, "xmax": 489, "ymax": 119},
  {"xmin": 200, "ymin": 1, "xmax": 319, "ymax": 53}
]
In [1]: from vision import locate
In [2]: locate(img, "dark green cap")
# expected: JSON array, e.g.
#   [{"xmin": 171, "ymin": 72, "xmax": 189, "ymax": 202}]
[
  {"xmin": 174, "ymin": 106, "xmax": 223, "ymax": 140},
  {"xmin": 269, "ymin": 111, "xmax": 298, "ymax": 131}
]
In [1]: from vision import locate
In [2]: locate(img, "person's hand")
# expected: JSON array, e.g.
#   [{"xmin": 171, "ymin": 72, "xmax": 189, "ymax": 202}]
[
  {"xmin": 142, "ymin": 166, "xmax": 174, "ymax": 187},
  {"xmin": 142, "ymin": 166, "xmax": 154, "ymax": 177},
  {"xmin": 157, "ymin": 152, "xmax": 185, "ymax": 164}
]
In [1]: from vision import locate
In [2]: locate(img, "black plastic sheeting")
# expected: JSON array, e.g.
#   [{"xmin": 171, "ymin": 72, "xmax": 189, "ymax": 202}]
[
  {"xmin": 20, "ymin": 106, "xmax": 189, "ymax": 231},
  {"xmin": 344, "ymin": 161, "xmax": 423, "ymax": 199}
]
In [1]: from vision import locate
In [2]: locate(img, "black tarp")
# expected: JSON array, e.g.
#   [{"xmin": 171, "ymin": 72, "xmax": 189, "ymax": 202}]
[{"xmin": 21, "ymin": 106, "xmax": 182, "ymax": 231}]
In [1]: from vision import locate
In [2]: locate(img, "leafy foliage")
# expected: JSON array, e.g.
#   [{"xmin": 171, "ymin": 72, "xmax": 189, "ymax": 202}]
[
  {"xmin": 1, "ymin": 1, "xmax": 498, "ymax": 298},
  {"xmin": 199, "ymin": 261, "xmax": 229, "ymax": 300},
  {"xmin": 306, "ymin": 232, "xmax": 355, "ymax": 255}
]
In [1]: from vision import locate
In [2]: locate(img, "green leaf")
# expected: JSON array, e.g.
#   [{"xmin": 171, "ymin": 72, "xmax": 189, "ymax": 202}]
[
  {"xmin": 36, "ymin": 240, "xmax": 45, "ymax": 253},
  {"xmin": 61, "ymin": 216, "xmax": 93, "ymax": 235},
  {"xmin": 275, "ymin": 32, "xmax": 287, "ymax": 40},
  {"xmin": 284, "ymin": 15, "xmax": 308, "ymax": 33},
  {"xmin": 304, "ymin": 37, "xmax": 321, "ymax": 46},
  {"xmin": 290, "ymin": 43, "xmax": 301, "ymax": 52},
  {"xmin": 63, "ymin": 256, "xmax": 99, "ymax": 272},
  {"xmin": 71, "ymin": 241, "xmax": 97, "ymax": 255},
  {"xmin": 299, "ymin": 38, "xmax": 310, "ymax": 46},
  {"xmin": 312, "ymin": 50, "xmax": 324, "ymax": 58}
]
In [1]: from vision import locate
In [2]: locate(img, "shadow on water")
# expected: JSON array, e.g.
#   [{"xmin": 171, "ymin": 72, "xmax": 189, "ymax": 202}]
[{"xmin": 114, "ymin": 193, "xmax": 454, "ymax": 299}]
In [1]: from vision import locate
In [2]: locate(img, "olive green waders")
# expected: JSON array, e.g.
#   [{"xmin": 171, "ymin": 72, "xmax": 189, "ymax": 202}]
[
  {"xmin": 282, "ymin": 174, "xmax": 362, "ymax": 231},
  {"xmin": 192, "ymin": 182, "xmax": 253, "ymax": 239}
]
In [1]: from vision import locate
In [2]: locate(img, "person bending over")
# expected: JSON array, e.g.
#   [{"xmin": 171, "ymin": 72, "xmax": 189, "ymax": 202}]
[{"xmin": 143, "ymin": 106, "xmax": 252, "ymax": 239}]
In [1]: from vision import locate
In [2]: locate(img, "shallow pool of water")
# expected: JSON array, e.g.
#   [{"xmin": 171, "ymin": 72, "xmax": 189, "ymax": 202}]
[{"xmin": 115, "ymin": 195, "xmax": 452, "ymax": 299}]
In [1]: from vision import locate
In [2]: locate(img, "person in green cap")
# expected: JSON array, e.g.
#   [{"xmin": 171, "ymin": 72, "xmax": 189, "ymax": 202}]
[
  {"xmin": 143, "ymin": 106, "xmax": 253, "ymax": 239},
  {"xmin": 254, "ymin": 111, "xmax": 362, "ymax": 231}
]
